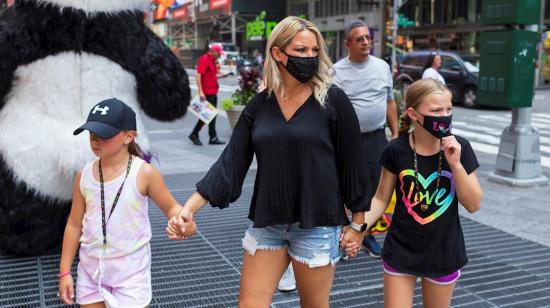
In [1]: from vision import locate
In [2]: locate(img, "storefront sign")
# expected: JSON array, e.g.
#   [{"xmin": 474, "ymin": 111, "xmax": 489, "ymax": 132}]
[
  {"xmin": 152, "ymin": 0, "xmax": 191, "ymax": 21},
  {"xmin": 246, "ymin": 11, "xmax": 277, "ymax": 42},
  {"xmin": 172, "ymin": 4, "xmax": 188, "ymax": 20},
  {"xmin": 398, "ymin": 14, "xmax": 415, "ymax": 27},
  {"xmin": 209, "ymin": 0, "xmax": 230, "ymax": 10}
]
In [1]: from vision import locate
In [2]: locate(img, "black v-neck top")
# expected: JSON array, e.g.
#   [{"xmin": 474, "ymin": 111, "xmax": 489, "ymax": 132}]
[{"xmin": 196, "ymin": 85, "xmax": 371, "ymax": 228}]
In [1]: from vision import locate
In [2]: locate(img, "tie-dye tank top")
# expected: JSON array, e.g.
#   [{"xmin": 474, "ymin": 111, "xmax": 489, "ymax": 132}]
[{"xmin": 79, "ymin": 156, "xmax": 151, "ymax": 258}]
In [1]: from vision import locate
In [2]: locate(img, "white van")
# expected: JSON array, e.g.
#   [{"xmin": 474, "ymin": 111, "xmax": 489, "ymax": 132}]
[{"xmin": 211, "ymin": 42, "xmax": 239, "ymax": 75}]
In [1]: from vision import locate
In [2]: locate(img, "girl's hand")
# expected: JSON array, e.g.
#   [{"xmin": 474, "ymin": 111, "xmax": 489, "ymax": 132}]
[
  {"xmin": 339, "ymin": 228, "xmax": 364, "ymax": 258},
  {"xmin": 344, "ymin": 241, "xmax": 361, "ymax": 258},
  {"xmin": 442, "ymin": 136, "xmax": 461, "ymax": 167},
  {"xmin": 166, "ymin": 212, "xmax": 197, "ymax": 240},
  {"xmin": 166, "ymin": 216, "xmax": 185, "ymax": 240},
  {"xmin": 58, "ymin": 275, "xmax": 75, "ymax": 304}
]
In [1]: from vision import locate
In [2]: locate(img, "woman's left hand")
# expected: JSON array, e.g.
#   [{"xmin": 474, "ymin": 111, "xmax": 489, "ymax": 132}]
[{"xmin": 442, "ymin": 135, "xmax": 461, "ymax": 167}]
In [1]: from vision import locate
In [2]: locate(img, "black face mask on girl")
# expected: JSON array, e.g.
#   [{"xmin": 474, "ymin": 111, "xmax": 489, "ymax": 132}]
[
  {"xmin": 279, "ymin": 50, "xmax": 319, "ymax": 83},
  {"xmin": 418, "ymin": 113, "xmax": 453, "ymax": 139}
]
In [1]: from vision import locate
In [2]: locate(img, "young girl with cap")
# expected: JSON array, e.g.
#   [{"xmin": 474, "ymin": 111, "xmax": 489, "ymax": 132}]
[
  {"xmin": 58, "ymin": 98, "xmax": 195, "ymax": 307},
  {"xmin": 347, "ymin": 79, "xmax": 483, "ymax": 307}
]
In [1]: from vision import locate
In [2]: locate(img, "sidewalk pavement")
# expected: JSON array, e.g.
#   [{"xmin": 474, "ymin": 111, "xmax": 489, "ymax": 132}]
[{"xmin": 1, "ymin": 109, "xmax": 550, "ymax": 307}]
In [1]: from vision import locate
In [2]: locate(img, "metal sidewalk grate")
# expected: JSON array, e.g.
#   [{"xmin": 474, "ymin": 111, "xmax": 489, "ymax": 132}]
[{"xmin": 1, "ymin": 173, "xmax": 549, "ymax": 307}]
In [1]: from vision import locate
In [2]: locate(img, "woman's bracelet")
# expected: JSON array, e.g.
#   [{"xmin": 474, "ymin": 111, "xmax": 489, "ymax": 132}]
[{"xmin": 58, "ymin": 272, "xmax": 71, "ymax": 279}]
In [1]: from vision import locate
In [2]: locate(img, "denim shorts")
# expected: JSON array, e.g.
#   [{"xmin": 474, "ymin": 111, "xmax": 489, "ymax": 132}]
[
  {"xmin": 242, "ymin": 222, "xmax": 343, "ymax": 268},
  {"xmin": 382, "ymin": 261, "xmax": 461, "ymax": 285}
]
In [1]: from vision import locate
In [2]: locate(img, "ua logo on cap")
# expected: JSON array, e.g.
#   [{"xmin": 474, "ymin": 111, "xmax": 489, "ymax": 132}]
[{"xmin": 92, "ymin": 105, "xmax": 109, "ymax": 115}]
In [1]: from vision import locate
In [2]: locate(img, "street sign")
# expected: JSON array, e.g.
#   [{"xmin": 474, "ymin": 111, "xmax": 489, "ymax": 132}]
[{"xmin": 245, "ymin": 10, "xmax": 277, "ymax": 41}]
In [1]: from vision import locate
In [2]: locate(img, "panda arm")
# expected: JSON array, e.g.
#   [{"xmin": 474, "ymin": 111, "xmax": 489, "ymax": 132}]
[
  {"xmin": 0, "ymin": 19, "xmax": 18, "ymax": 110},
  {"xmin": 133, "ymin": 28, "xmax": 191, "ymax": 121}
]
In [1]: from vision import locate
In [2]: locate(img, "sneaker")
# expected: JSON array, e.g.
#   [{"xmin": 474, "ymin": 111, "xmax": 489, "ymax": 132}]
[
  {"xmin": 362, "ymin": 235, "xmax": 382, "ymax": 258},
  {"xmin": 188, "ymin": 134, "xmax": 202, "ymax": 146},
  {"xmin": 277, "ymin": 264, "xmax": 296, "ymax": 292},
  {"xmin": 209, "ymin": 137, "xmax": 226, "ymax": 145}
]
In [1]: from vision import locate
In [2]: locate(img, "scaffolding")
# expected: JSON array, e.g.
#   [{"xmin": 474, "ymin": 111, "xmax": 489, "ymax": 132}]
[{"xmin": 165, "ymin": 12, "xmax": 260, "ymax": 51}]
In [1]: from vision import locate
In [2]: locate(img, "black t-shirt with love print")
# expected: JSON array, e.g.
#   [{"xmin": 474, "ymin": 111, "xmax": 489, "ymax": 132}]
[{"xmin": 380, "ymin": 133, "xmax": 479, "ymax": 277}]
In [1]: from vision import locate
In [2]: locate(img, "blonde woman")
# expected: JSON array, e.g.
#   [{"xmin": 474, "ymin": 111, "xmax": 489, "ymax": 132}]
[{"xmin": 168, "ymin": 16, "xmax": 369, "ymax": 307}]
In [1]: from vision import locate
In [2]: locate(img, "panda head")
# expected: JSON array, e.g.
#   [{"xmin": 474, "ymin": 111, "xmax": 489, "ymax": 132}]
[{"xmin": 35, "ymin": 0, "xmax": 149, "ymax": 13}]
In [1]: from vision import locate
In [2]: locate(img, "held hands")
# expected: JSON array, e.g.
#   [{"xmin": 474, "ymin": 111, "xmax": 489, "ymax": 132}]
[
  {"xmin": 442, "ymin": 136, "xmax": 461, "ymax": 167},
  {"xmin": 339, "ymin": 226, "xmax": 364, "ymax": 258},
  {"xmin": 166, "ymin": 207, "xmax": 197, "ymax": 240},
  {"xmin": 58, "ymin": 275, "xmax": 75, "ymax": 304}
]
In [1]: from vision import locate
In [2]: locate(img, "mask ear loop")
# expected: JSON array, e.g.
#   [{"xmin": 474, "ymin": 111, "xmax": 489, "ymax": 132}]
[
  {"xmin": 271, "ymin": 46, "xmax": 286, "ymax": 63},
  {"xmin": 414, "ymin": 110, "xmax": 423, "ymax": 129}
]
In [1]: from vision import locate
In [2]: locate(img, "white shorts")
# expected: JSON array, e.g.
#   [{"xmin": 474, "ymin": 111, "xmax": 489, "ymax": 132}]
[{"xmin": 76, "ymin": 244, "xmax": 152, "ymax": 308}]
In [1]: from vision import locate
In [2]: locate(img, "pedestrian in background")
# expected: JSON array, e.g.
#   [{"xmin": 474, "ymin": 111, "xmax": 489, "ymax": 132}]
[
  {"xmin": 168, "ymin": 16, "xmax": 369, "ymax": 307},
  {"xmin": 422, "ymin": 53, "xmax": 446, "ymax": 84},
  {"xmin": 347, "ymin": 79, "xmax": 483, "ymax": 307},
  {"xmin": 59, "ymin": 98, "xmax": 195, "ymax": 307},
  {"xmin": 254, "ymin": 49, "xmax": 264, "ymax": 67},
  {"xmin": 334, "ymin": 20, "xmax": 399, "ymax": 259},
  {"xmin": 188, "ymin": 43, "xmax": 227, "ymax": 146}
]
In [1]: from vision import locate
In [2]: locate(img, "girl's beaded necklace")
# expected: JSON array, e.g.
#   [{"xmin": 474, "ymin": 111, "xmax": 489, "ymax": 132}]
[{"xmin": 412, "ymin": 132, "xmax": 443, "ymax": 211}]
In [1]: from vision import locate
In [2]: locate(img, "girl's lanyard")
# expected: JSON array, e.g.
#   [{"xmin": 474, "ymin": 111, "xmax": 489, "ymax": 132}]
[
  {"xmin": 99, "ymin": 155, "xmax": 133, "ymax": 246},
  {"xmin": 97, "ymin": 155, "xmax": 133, "ymax": 282}
]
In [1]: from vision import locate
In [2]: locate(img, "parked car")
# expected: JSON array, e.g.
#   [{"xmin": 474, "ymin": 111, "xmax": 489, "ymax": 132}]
[
  {"xmin": 395, "ymin": 50, "xmax": 480, "ymax": 108},
  {"xmin": 236, "ymin": 54, "xmax": 260, "ymax": 71}
]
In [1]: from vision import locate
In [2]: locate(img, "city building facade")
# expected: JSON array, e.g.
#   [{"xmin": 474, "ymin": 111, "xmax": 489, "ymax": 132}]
[
  {"xmin": 149, "ymin": 0, "xmax": 286, "ymax": 67},
  {"xmin": 287, "ymin": 0, "xmax": 386, "ymax": 62},
  {"xmin": 395, "ymin": 0, "xmax": 549, "ymax": 86}
]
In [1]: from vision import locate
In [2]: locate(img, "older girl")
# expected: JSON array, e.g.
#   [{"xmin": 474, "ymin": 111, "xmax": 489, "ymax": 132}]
[{"xmin": 354, "ymin": 78, "xmax": 482, "ymax": 307}]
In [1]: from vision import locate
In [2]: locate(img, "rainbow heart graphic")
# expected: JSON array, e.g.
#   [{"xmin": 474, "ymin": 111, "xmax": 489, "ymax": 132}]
[{"xmin": 399, "ymin": 170, "xmax": 455, "ymax": 225}]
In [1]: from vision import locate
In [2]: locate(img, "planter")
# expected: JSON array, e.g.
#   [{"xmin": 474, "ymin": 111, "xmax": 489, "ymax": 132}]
[{"xmin": 226, "ymin": 105, "xmax": 245, "ymax": 130}]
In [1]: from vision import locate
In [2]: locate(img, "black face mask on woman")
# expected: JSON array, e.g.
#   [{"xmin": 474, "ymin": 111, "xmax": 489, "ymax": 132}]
[
  {"xmin": 418, "ymin": 113, "xmax": 453, "ymax": 139},
  {"xmin": 279, "ymin": 50, "xmax": 319, "ymax": 83}
]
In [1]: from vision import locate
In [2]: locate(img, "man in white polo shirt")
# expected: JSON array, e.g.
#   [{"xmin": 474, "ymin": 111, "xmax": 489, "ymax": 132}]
[{"xmin": 334, "ymin": 20, "xmax": 398, "ymax": 258}]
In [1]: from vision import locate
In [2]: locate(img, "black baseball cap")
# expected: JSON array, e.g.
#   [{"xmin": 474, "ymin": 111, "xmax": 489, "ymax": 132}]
[{"xmin": 74, "ymin": 98, "xmax": 137, "ymax": 139}]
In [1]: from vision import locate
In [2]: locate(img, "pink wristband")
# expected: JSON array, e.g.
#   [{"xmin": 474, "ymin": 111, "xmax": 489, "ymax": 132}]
[{"xmin": 58, "ymin": 272, "xmax": 71, "ymax": 279}]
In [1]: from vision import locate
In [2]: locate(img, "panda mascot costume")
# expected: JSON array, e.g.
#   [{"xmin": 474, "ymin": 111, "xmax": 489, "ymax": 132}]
[{"xmin": 0, "ymin": 0, "xmax": 190, "ymax": 256}]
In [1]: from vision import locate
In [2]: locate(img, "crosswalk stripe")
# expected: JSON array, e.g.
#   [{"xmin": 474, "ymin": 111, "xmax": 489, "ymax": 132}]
[
  {"xmin": 453, "ymin": 123, "xmax": 505, "ymax": 137},
  {"xmin": 454, "ymin": 128, "xmax": 550, "ymax": 154},
  {"xmin": 190, "ymin": 84, "xmax": 238, "ymax": 92},
  {"xmin": 453, "ymin": 122, "xmax": 550, "ymax": 144},
  {"xmin": 477, "ymin": 115, "xmax": 548, "ymax": 130},
  {"xmin": 504, "ymin": 113, "xmax": 550, "ymax": 125},
  {"xmin": 530, "ymin": 116, "xmax": 550, "ymax": 124},
  {"xmin": 469, "ymin": 141, "xmax": 550, "ymax": 168},
  {"xmin": 456, "ymin": 112, "xmax": 550, "ymax": 168},
  {"xmin": 533, "ymin": 113, "xmax": 550, "ymax": 120}
]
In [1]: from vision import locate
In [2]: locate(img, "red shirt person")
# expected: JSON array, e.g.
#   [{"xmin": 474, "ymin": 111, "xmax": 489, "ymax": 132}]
[{"xmin": 189, "ymin": 43, "xmax": 226, "ymax": 145}]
